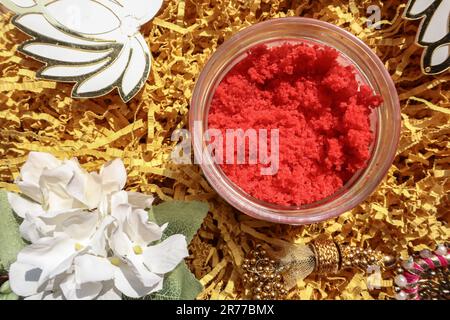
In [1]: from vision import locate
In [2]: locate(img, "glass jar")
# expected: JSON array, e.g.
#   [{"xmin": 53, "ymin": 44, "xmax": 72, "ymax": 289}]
[{"xmin": 190, "ymin": 17, "xmax": 401, "ymax": 225}]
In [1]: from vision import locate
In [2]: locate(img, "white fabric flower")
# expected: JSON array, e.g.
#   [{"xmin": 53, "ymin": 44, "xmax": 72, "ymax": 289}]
[{"xmin": 8, "ymin": 152, "xmax": 188, "ymax": 300}]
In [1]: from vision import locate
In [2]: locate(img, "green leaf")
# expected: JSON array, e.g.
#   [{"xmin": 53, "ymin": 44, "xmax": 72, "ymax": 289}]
[
  {"xmin": 149, "ymin": 200, "xmax": 209, "ymax": 243},
  {"xmin": 0, "ymin": 281, "xmax": 18, "ymax": 300},
  {"xmin": 0, "ymin": 191, "xmax": 25, "ymax": 274},
  {"xmin": 146, "ymin": 262, "xmax": 203, "ymax": 300},
  {"xmin": 145, "ymin": 201, "xmax": 208, "ymax": 300}
]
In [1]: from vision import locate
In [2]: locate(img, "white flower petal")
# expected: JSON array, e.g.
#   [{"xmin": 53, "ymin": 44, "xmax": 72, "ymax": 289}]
[
  {"xmin": 7, "ymin": 191, "xmax": 44, "ymax": 218},
  {"xmin": 19, "ymin": 152, "xmax": 61, "ymax": 187},
  {"xmin": 65, "ymin": 160, "xmax": 102, "ymax": 209},
  {"xmin": 57, "ymin": 211, "xmax": 98, "ymax": 241},
  {"xmin": 109, "ymin": 223, "xmax": 132, "ymax": 258},
  {"xmin": 60, "ymin": 273, "xmax": 102, "ymax": 300},
  {"xmin": 143, "ymin": 234, "xmax": 188, "ymax": 274},
  {"xmin": 19, "ymin": 218, "xmax": 43, "ymax": 243},
  {"xmin": 127, "ymin": 191, "xmax": 154, "ymax": 209},
  {"xmin": 126, "ymin": 209, "xmax": 163, "ymax": 245},
  {"xmin": 114, "ymin": 261, "xmax": 162, "ymax": 298},
  {"xmin": 9, "ymin": 261, "xmax": 42, "ymax": 297},
  {"xmin": 39, "ymin": 164, "xmax": 80, "ymax": 211},
  {"xmin": 89, "ymin": 215, "xmax": 115, "ymax": 257},
  {"xmin": 74, "ymin": 255, "xmax": 115, "ymax": 285},
  {"xmin": 16, "ymin": 181, "xmax": 43, "ymax": 203},
  {"xmin": 14, "ymin": 234, "xmax": 78, "ymax": 283},
  {"xmin": 101, "ymin": 159, "xmax": 127, "ymax": 191},
  {"xmin": 96, "ymin": 281, "xmax": 122, "ymax": 300}
]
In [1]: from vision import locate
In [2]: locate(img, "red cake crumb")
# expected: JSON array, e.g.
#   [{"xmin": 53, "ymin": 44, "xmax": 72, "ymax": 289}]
[{"xmin": 208, "ymin": 42, "xmax": 382, "ymax": 206}]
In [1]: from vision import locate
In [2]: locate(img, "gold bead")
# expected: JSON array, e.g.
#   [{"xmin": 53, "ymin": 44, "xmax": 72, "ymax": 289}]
[
  {"xmin": 260, "ymin": 250, "xmax": 267, "ymax": 255},
  {"xmin": 244, "ymin": 258, "xmax": 250, "ymax": 264},
  {"xmin": 275, "ymin": 274, "xmax": 282, "ymax": 281},
  {"xmin": 254, "ymin": 294, "xmax": 262, "ymax": 300},
  {"xmin": 264, "ymin": 284, "xmax": 271, "ymax": 292},
  {"xmin": 383, "ymin": 255, "xmax": 396, "ymax": 267},
  {"xmin": 270, "ymin": 274, "xmax": 275, "ymax": 279},
  {"xmin": 255, "ymin": 287, "xmax": 262, "ymax": 293},
  {"xmin": 270, "ymin": 260, "xmax": 276, "ymax": 265},
  {"xmin": 264, "ymin": 266, "xmax": 271, "ymax": 272},
  {"xmin": 270, "ymin": 291, "xmax": 276, "ymax": 298},
  {"xmin": 354, "ymin": 259, "xmax": 360, "ymax": 265},
  {"xmin": 275, "ymin": 283, "xmax": 282, "ymax": 289},
  {"xmin": 250, "ymin": 258, "xmax": 257, "ymax": 264}
]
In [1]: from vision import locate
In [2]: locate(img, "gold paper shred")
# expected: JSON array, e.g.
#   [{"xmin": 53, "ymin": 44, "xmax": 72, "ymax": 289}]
[
  {"xmin": 200, "ymin": 260, "xmax": 228, "ymax": 286},
  {"xmin": 409, "ymin": 96, "xmax": 450, "ymax": 115},
  {"xmin": 1, "ymin": 0, "xmax": 449, "ymax": 301},
  {"xmin": 153, "ymin": 17, "xmax": 188, "ymax": 34}
]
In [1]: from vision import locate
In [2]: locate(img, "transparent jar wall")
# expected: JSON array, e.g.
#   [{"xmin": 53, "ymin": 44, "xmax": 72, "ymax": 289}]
[{"xmin": 190, "ymin": 18, "xmax": 401, "ymax": 225}]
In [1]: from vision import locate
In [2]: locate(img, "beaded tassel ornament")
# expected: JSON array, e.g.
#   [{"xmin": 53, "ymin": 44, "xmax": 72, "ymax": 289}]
[
  {"xmin": 242, "ymin": 239, "xmax": 396, "ymax": 300},
  {"xmin": 393, "ymin": 244, "xmax": 449, "ymax": 300}
]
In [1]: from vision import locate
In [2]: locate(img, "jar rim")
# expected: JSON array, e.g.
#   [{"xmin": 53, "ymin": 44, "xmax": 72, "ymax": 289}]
[{"xmin": 190, "ymin": 17, "xmax": 401, "ymax": 225}]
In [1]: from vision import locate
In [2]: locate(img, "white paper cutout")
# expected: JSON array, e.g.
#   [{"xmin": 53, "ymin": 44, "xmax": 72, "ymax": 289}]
[
  {"xmin": 0, "ymin": 0, "xmax": 163, "ymax": 102},
  {"xmin": 404, "ymin": 0, "xmax": 450, "ymax": 75}
]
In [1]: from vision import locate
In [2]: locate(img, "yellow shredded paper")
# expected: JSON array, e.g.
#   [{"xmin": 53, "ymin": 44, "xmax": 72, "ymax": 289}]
[{"xmin": 0, "ymin": 0, "xmax": 448, "ymax": 300}]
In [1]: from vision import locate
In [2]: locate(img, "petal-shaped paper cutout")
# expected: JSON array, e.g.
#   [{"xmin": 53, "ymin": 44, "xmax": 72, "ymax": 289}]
[
  {"xmin": 121, "ymin": 0, "xmax": 163, "ymax": 25},
  {"xmin": 421, "ymin": 0, "xmax": 450, "ymax": 43},
  {"xmin": 406, "ymin": 0, "xmax": 435, "ymax": 16},
  {"xmin": 73, "ymin": 43, "xmax": 131, "ymax": 98},
  {"xmin": 142, "ymin": 234, "xmax": 188, "ymax": 274},
  {"xmin": 120, "ymin": 35, "xmax": 150, "ymax": 101},
  {"xmin": 0, "ymin": 0, "xmax": 36, "ymax": 11},
  {"xmin": 45, "ymin": 0, "xmax": 121, "ymax": 36},
  {"xmin": 431, "ymin": 43, "xmax": 450, "ymax": 66},
  {"xmin": 21, "ymin": 42, "xmax": 112, "ymax": 64},
  {"xmin": 39, "ymin": 59, "xmax": 110, "ymax": 79},
  {"xmin": 14, "ymin": 13, "xmax": 106, "ymax": 46}
]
